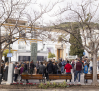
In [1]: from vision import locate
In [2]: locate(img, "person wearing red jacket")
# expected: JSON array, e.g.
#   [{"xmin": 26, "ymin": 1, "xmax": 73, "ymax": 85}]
[
  {"xmin": 64, "ymin": 61, "xmax": 72, "ymax": 82},
  {"xmin": 64, "ymin": 61, "xmax": 72, "ymax": 74}
]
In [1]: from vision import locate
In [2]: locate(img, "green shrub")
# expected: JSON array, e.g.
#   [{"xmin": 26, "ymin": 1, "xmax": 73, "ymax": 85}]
[{"xmin": 38, "ymin": 81, "xmax": 69, "ymax": 89}]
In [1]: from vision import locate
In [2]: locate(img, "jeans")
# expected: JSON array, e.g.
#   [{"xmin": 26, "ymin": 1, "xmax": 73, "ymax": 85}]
[
  {"xmin": 66, "ymin": 72, "xmax": 71, "ymax": 74},
  {"xmin": 74, "ymin": 70, "xmax": 82, "ymax": 82},
  {"xmin": 90, "ymin": 67, "xmax": 92, "ymax": 73},
  {"xmin": 85, "ymin": 73, "xmax": 87, "ymax": 83},
  {"xmin": 61, "ymin": 66, "xmax": 64, "ymax": 73},
  {"xmin": 30, "ymin": 69, "xmax": 33, "ymax": 74}
]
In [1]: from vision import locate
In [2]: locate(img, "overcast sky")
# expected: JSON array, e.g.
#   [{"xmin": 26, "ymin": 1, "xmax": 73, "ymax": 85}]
[{"xmin": 26, "ymin": 0, "xmax": 99, "ymax": 25}]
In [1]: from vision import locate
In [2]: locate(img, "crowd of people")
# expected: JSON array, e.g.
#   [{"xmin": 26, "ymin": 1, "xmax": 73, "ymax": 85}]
[{"xmin": 0, "ymin": 57, "xmax": 97, "ymax": 84}]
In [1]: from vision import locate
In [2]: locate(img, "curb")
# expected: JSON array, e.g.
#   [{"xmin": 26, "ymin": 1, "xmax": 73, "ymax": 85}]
[{"xmin": 0, "ymin": 89, "xmax": 99, "ymax": 91}]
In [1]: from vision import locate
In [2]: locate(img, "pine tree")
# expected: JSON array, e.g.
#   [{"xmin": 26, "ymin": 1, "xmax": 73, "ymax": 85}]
[{"xmin": 69, "ymin": 24, "xmax": 84, "ymax": 57}]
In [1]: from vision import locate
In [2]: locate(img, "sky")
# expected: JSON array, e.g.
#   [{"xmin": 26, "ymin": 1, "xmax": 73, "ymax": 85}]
[
  {"xmin": 25, "ymin": 0, "xmax": 99, "ymax": 25},
  {"xmin": 34, "ymin": 0, "xmax": 83, "ymax": 24}
]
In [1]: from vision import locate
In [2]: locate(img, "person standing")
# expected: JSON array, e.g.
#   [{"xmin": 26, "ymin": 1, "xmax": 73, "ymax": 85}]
[
  {"xmin": 47, "ymin": 60, "xmax": 53, "ymax": 74},
  {"xmin": 30, "ymin": 60, "xmax": 35, "ymax": 74},
  {"xmin": 74, "ymin": 60, "xmax": 82, "ymax": 84},
  {"xmin": 64, "ymin": 61, "xmax": 72, "ymax": 74},
  {"xmin": 36, "ymin": 61, "xmax": 39, "ymax": 74},
  {"xmin": 1, "ymin": 64, "xmax": 4, "ymax": 80},
  {"xmin": 64, "ymin": 61, "xmax": 72, "ymax": 82},
  {"xmin": 24, "ymin": 61, "xmax": 28, "ymax": 73},
  {"xmin": 89, "ymin": 59, "xmax": 93, "ymax": 73},
  {"xmin": 53, "ymin": 62, "xmax": 58, "ymax": 74},
  {"xmin": 3, "ymin": 62, "xmax": 9, "ymax": 81},
  {"xmin": 61, "ymin": 60, "xmax": 65, "ymax": 74},
  {"xmin": 97, "ymin": 61, "xmax": 99, "ymax": 72},
  {"xmin": 46, "ymin": 60, "xmax": 53, "ymax": 81},
  {"xmin": 39, "ymin": 62, "xmax": 45, "ymax": 74},
  {"xmin": 58, "ymin": 61, "xmax": 62, "ymax": 74},
  {"xmin": 14, "ymin": 64, "xmax": 20, "ymax": 82},
  {"xmin": 84, "ymin": 63, "xmax": 88, "ymax": 83}
]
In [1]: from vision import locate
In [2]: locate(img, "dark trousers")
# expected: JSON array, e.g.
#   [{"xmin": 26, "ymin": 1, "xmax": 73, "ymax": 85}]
[
  {"xmin": 74, "ymin": 70, "xmax": 82, "ymax": 82},
  {"xmin": 37, "ymin": 69, "xmax": 39, "ymax": 74},
  {"xmin": 47, "ymin": 72, "xmax": 53, "ymax": 81},
  {"xmin": 30, "ymin": 69, "xmax": 33, "ymax": 74},
  {"xmin": 85, "ymin": 73, "xmax": 88, "ymax": 83},
  {"xmin": 26, "ymin": 79, "xmax": 29, "ymax": 83},
  {"xmin": 14, "ymin": 74, "xmax": 18, "ymax": 82},
  {"xmin": 66, "ymin": 72, "xmax": 71, "ymax": 82}
]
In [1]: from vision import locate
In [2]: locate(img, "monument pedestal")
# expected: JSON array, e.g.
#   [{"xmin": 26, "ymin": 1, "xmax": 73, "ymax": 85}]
[
  {"xmin": 31, "ymin": 42, "xmax": 37, "ymax": 64},
  {"xmin": 6, "ymin": 63, "xmax": 14, "ymax": 85}
]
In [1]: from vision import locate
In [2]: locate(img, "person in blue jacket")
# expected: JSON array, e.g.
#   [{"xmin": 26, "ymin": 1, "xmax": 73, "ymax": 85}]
[{"xmin": 84, "ymin": 63, "xmax": 88, "ymax": 83}]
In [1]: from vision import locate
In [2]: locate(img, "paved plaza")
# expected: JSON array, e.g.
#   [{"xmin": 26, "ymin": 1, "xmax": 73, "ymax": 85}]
[
  {"xmin": 1, "ymin": 70, "xmax": 99, "ymax": 91},
  {"xmin": 1, "ymin": 69, "xmax": 99, "ymax": 85}
]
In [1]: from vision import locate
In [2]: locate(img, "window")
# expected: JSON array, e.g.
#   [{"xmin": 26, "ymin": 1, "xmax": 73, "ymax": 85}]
[{"xmin": 18, "ymin": 56, "xmax": 30, "ymax": 61}]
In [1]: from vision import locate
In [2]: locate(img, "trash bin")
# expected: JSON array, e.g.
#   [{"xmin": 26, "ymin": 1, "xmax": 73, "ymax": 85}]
[{"xmin": 0, "ymin": 74, "xmax": 2, "ymax": 84}]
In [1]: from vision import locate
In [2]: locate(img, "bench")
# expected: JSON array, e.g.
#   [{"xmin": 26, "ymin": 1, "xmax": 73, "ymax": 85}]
[
  {"xmin": 84, "ymin": 74, "xmax": 99, "ymax": 83},
  {"xmin": 21, "ymin": 74, "xmax": 45, "ymax": 83},
  {"xmin": 48, "ymin": 74, "xmax": 72, "ymax": 82}
]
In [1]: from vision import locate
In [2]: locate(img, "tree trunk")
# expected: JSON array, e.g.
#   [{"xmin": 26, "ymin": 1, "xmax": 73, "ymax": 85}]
[
  {"xmin": 92, "ymin": 52, "xmax": 98, "ymax": 85},
  {"xmin": 0, "ymin": 44, "xmax": 2, "ymax": 74},
  {"xmin": 0, "ymin": 26, "xmax": 1, "ymax": 74}
]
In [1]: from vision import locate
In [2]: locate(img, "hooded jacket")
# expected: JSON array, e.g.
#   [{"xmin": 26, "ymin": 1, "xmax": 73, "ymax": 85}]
[{"xmin": 64, "ymin": 63, "xmax": 72, "ymax": 73}]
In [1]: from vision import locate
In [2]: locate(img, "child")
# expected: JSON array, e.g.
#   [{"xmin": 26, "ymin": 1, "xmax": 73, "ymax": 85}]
[{"xmin": 84, "ymin": 63, "xmax": 88, "ymax": 83}]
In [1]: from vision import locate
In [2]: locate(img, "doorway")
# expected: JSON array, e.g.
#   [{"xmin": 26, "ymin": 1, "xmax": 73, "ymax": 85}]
[{"xmin": 57, "ymin": 49, "xmax": 63, "ymax": 60}]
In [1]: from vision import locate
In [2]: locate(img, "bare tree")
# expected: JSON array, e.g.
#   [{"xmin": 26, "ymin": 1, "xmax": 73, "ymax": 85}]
[
  {"xmin": 50, "ymin": 0, "xmax": 99, "ymax": 85},
  {"xmin": 0, "ymin": 0, "xmax": 32, "ymax": 74},
  {"xmin": 0, "ymin": 0, "xmax": 62, "ymax": 74}
]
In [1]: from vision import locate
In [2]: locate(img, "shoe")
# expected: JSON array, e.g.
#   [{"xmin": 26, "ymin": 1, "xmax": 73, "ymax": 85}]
[
  {"xmin": 78, "ymin": 82, "xmax": 80, "ymax": 84},
  {"xmin": 85, "ymin": 81, "xmax": 88, "ymax": 83},
  {"xmin": 77, "ymin": 82, "xmax": 81, "ymax": 85},
  {"xmin": 73, "ymin": 82, "xmax": 76, "ymax": 85},
  {"xmin": 26, "ymin": 81, "xmax": 29, "ymax": 83}
]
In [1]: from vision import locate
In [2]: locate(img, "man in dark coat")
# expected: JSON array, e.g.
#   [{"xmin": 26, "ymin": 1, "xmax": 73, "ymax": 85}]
[
  {"xmin": 47, "ymin": 60, "xmax": 53, "ymax": 74},
  {"xmin": 30, "ymin": 60, "xmax": 35, "ymax": 74}
]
